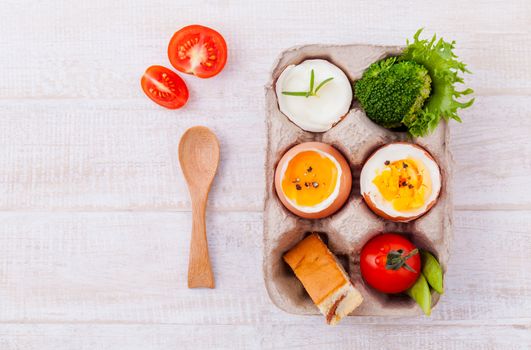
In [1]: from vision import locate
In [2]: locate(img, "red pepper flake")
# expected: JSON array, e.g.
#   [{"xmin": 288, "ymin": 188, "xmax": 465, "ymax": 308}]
[{"xmin": 295, "ymin": 184, "xmax": 302, "ymax": 190}]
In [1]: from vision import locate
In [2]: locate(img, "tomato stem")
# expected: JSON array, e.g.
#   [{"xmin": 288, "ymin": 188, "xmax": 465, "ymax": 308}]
[{"xmin": 385, "ymin": 248, "xmax": 419, "ymax": 273}]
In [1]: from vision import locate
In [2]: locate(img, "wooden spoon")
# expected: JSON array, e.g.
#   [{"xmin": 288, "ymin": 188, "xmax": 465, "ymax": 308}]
[{"xmin": 178, "ymin": 126, "xmax": 220, "ymax": 288}]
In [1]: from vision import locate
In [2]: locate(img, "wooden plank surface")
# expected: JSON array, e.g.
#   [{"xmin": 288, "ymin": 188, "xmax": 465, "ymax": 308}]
[
  {"xmin": 0, "ymin": 211, "xmax": 528, "ymax": 325},
  {"xmin": 0, "ymin": 0, "xmax": 530, "ymax": 348},
  {"xmin": 1, "ymin": 1, "xmax": 530, "ymax": 98},
  {"xmin": 0, "ymin": 324, "xmax": 528, "ymax": 350},
  {"xmin": 0, "ymin": 95, "xmax": 529, "ymax": 211},
  {"xmin": 0, "ymin": 325, "xmax": 261, "ymax": 350}
]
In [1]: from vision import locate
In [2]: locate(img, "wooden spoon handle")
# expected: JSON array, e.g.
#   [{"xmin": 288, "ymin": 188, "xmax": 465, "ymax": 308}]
[{"xmin": 188, "ymin": 192, "xmax": 215, "ymax": 288}]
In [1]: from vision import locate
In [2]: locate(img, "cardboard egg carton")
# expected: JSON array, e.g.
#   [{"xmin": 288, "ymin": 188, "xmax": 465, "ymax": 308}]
[{"xmin": 263, "ymin": 44, "xmax": 453, "ymax": 316}]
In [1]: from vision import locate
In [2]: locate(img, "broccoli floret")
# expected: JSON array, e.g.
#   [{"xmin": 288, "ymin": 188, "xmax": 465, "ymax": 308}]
[{"xmin": 354, "ymin": 57, "xmax": 431, "ymax": 129}]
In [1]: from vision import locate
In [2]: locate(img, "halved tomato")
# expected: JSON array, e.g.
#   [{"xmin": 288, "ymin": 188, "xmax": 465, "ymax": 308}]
[
  {"xmin": 141, "ymin": 65, "xmax": 189, "ymax": 109},
  {"xmin": 168, "ymin": 25, "xmax": 228, "ymax": 79}
]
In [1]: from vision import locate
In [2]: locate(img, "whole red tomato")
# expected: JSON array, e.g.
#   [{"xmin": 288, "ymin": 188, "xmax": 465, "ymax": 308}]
[{"xmin": 360, "ymin": 233, "xmax": 421, "ymax": 293}]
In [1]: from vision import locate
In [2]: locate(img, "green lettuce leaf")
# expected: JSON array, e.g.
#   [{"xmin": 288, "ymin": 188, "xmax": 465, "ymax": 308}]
[{"xmin": 400, "ymin": 29, "xmax": 475, "ymax": 137}]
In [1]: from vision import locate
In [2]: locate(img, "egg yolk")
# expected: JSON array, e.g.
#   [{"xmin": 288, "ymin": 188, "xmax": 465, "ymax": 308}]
[
  {"xmin": 372, "ymin": 158, "xmax": 432, "ymax": 212},
  {"xmin": 281, "ymin": 150, "xmax": 339, "ymax": 207}
]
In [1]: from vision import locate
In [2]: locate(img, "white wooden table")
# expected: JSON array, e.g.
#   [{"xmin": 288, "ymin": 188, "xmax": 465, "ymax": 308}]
[{"xmin": 0, "ymin": 0, "xmax": 530, "ymax": 348}]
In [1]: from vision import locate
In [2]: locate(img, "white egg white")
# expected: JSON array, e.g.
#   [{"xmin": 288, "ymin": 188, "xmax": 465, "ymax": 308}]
[
  {"xmin": 275, "ymin": 59, "xmax": 352, "ymax": 132},
  {"xmin": 279, "ymin": 148, "xmax": 342, "ymax": 214},
  {"xmin": 360, "ymin": 143, "xmax": 441, "ymax": 219}
]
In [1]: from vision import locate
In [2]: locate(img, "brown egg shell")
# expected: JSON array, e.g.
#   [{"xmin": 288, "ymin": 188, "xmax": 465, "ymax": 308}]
[
  {"xmin": 360, "ymin": 142, "xmax": 442, "ymax": 223},
  {"xmin": 274, "ymin": 142, "xmax": 352, "ymax": 219}
]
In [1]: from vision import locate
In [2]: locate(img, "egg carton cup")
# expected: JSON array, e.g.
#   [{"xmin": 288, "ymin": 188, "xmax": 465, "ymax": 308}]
[{"xmin": 263, "ymin": 44, "xmax": 453, "ymax": 316}]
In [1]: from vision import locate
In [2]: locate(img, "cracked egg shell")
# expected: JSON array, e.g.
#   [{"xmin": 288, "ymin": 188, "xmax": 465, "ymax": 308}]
[
  {"xmin": 274, "ymin": 142, "xmax": 352, "ymax": 219},
  {"xmin": 360, "ymin": 142, "xmax": 442, "ymax": 222}
]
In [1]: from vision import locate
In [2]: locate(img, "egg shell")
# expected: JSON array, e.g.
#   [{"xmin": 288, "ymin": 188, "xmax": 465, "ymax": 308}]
[
  {"xmin": 274, "ymin": 142, "xmax": 352, "ymax": 219},
  {"xmin": 361, "ymin": 142, "xmax": 441, "ymax": 222}
]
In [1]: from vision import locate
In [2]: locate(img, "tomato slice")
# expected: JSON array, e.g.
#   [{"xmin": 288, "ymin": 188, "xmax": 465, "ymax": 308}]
[
  {"xmin": 168, "ymin": 25, "xmax": 228, "ymax": 79},
  {"xmin": 141, "ymin": 65, "xmax": 189, "ymax": 109}
]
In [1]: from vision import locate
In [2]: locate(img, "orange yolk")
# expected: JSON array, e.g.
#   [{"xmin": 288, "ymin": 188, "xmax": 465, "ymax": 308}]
[
  {"xmin": 281, "ymin": 150, "xmax": 338, "ymax": 207},
  {"xmin": 372, "ymin": 158, "xmax": 432, "ymax": 211}
]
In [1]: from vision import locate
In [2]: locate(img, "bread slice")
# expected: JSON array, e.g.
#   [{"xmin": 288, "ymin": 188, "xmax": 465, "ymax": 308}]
[{"xmin": 283, "ymin": 233, "xmax": 363, "ymax": 325}]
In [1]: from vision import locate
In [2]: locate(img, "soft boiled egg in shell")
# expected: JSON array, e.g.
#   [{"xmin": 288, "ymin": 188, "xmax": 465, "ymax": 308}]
[
  {"xmin": 275, "ymin": 59, "xmax": 353, "ymax": 132},
  {"xmin": 360, "ymin": 142, "xmax": 441, "ymax": 222},
  {"xmin": 275, "ymin": 142, "xmax": 352, "ymax": 219}
]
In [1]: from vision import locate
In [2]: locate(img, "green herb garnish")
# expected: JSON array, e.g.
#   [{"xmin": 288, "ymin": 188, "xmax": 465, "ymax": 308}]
[{"xmin": 282, "ymin": 69, "xmax": 334, "ymax": 97}]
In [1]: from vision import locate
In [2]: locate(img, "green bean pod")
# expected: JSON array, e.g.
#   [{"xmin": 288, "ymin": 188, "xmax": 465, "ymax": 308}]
[
  {"xmin": 407, "ymin": 274, "xmax": 431, "ymax": 316},
  {"xmin": 421, "ymin": 250, "xmax": 444, "ymax": 294}
]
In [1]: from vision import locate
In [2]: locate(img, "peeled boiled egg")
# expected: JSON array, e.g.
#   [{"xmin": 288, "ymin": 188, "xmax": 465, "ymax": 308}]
[
  {"xmin": 360, "ymin": 143, "xmax": 441, "ymax": 222},
  {"xmin": 275, "ymin": 59, "xmax": 353, "ymax": 132},
  {"xmin": 274, "ymin": 142, "xmax": 352, "ymax": 219}
]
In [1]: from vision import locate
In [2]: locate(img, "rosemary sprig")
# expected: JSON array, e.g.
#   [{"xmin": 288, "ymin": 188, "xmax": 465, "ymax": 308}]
[
  {"xmin": 281, "ymin": 91, "xmax": 308, "ymax": 97},
  {"xmin": 282, "ymin": 69, "xmax": 334, "ymax": 98},
  {"xmin": 314, "ymin": 77, "xmax": 334, "ymax": 94},
  {"xmin": 309, "ymin": 69, "xmax": 315, "ymax": 95}
]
